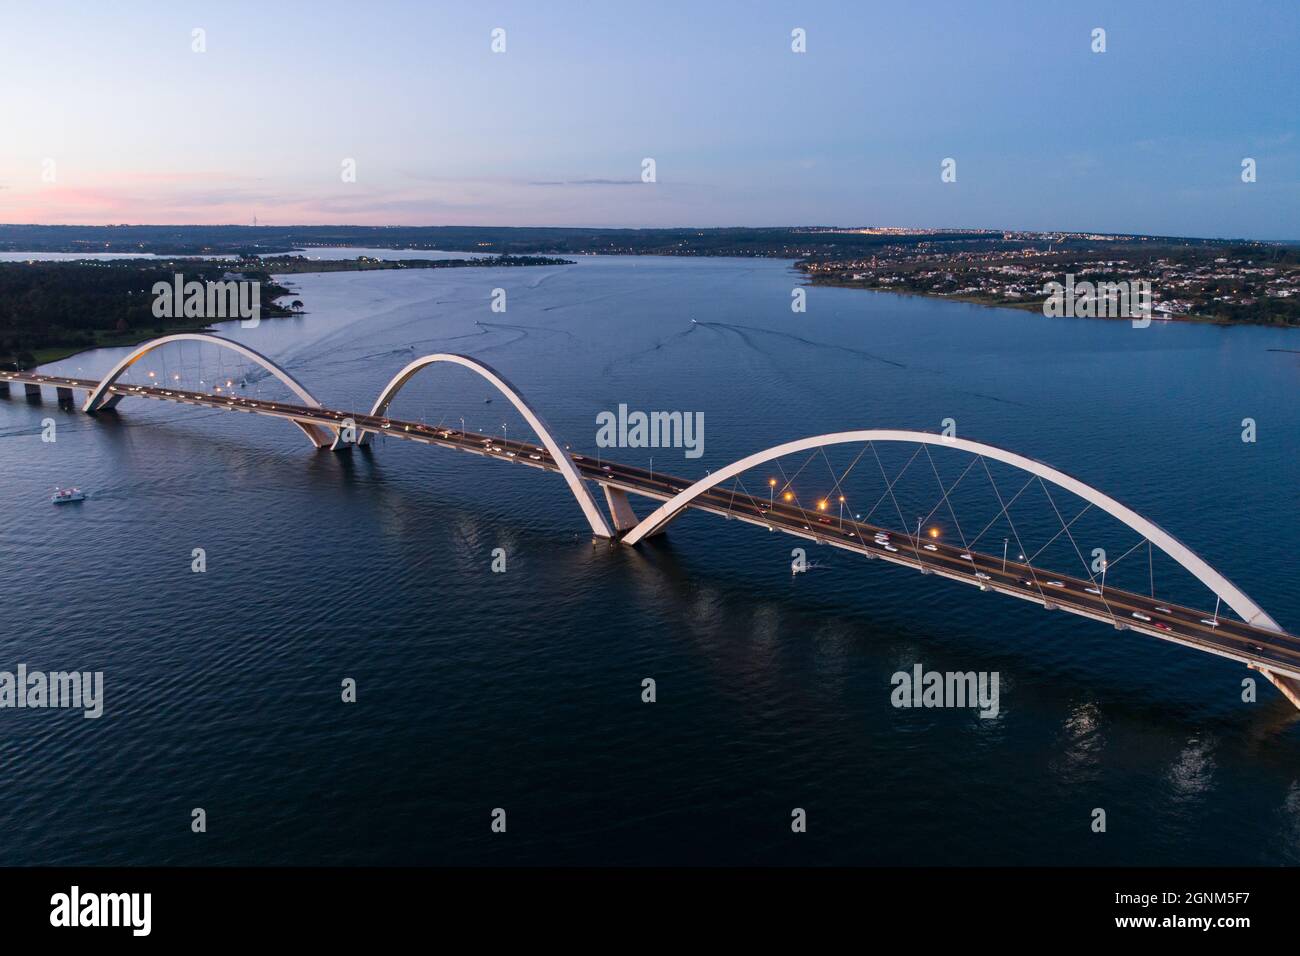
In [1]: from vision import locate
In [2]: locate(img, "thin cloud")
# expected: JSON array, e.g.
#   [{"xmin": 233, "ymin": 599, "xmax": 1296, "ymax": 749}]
[{"xmin": 530, "ymin": 178, "xmax": 641, "ymax": 186}]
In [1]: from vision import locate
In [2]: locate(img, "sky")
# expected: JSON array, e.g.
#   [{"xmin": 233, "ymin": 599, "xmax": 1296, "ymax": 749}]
[{"xmin": 0, "ymin": 0, "xmax": 1296, "ymax": 238}]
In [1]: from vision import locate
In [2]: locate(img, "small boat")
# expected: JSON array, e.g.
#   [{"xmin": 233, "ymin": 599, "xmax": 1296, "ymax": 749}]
[
  {"xmin": 483, "ymin": 398, "xmax": 492, "ymax": 403},
  {"xmin": 51, "ymin": 487, "xmax": 86, "ymax": 504}
]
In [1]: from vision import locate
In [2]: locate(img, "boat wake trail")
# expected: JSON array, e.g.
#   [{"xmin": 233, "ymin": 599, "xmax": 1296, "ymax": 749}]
[
  {"xmin": 695, "ymin": 321, "xmax": 908, "ymax": 369},
  {"xmin": 602, "ymin": 321, "xmax": 708, "ymax": 376},
  {"xmin": 476, "ymin": 320, "xmax": 576, "ymax": 339},
  {"xmin": 695, "ymin": 321, "xmax": 1029, "ymax": 408}
]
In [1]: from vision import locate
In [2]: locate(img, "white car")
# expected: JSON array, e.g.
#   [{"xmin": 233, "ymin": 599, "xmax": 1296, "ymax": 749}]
[
  {"xmin": 1154, "ymin": 606, "xmax": 1172, "ymax": 614},
  {"xmin": 923, "ymin": 544, "xmax": 938, "ymax": 552},
  {"xmin": 975, "ymin": 572, "xmax": 991, "ymax": 581},
  {"xmin": 1131, "ymin": 612, "xmax": 1151, "ymax": 622},
  {"xmin": 1085, "ymin": 587, "xmax": 1101, "ymax": 595},
  {"xmin": 1200, "ymin": 618, "xmax": 1219, "ymax": 628},
  {"xmin": 1046, "ymin": 580, "xmax": 1065, "ymax": 588},
  {"xmin": 528, "ymin": 454, "xmax": 542, "ymax": 461},
  {"xmin": 960, "ymin": 553, "xmax": 973, "ymax": 561},
  {"xmin": 884, "ymin": 544, "xmax": 899, "ymax": 553}
]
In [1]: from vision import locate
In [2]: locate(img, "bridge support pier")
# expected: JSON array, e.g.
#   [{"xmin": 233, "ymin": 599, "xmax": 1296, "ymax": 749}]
[
  {"xmin": 329, "ymin": 427, "xmax": 357, "ymax": 452},
  {"xmin": 0, "ymin": 380, "xmax": 9, "ymax": 397},
  {"xmin": 56, "ymin": 386, "xmax": 75, "ymax": 407},
  {"xmin": 603, "ymin": 485, "xmax": 640, "ymax": 533},
  {"xmin": 24, "ymin": 383, "xmax": 41, "ymax": 400},
  {"xmin": 1250, "ymin": 665, "xmax": 1300, "ymax": 711}
]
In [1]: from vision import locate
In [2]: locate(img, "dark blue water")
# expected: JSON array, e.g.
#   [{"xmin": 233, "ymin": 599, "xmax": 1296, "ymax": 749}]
[{"xmin": 2, "ymin": 255, "xmax": 1298, "ymax": 865}]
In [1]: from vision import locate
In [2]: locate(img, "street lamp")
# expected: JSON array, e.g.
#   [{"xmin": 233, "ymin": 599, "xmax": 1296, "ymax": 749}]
[
  {"xmin": 769, "ymin": 478, "xmax": 776, "ymax": 508},
  {"xmin": 1003, "ymin": 538, "xmax": 1009, "ymax": 572},
  {"xmin": 838, "ymin": 495, "xmax": 845, "ymax": 528},
  {"xmin": 459, "ymin": 417, "xmax": 465, "ymax": 439}
]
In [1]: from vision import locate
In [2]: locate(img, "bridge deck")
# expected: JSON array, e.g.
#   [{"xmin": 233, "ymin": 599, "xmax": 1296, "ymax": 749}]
[{"xmin": 8, "ymin": 369, "xmax": 1299, "ymax": 684}]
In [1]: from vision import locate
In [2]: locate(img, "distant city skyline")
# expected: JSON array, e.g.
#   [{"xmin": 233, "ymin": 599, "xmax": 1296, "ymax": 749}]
[{"xmin": 1, "ymin": 0, "xmax": 1297, "ymax": 239}]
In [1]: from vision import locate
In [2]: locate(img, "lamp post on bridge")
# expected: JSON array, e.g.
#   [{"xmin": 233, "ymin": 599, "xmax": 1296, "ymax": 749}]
[
  {"xmin": 769, "ymin": 478, "xmax": 776, "ymax": 509},
  {"xmin": 459, "ymin": 417, "xmax": 465, "ymax": 440},
  {"xmin": 1003, "ymin": 538, "xmax": 1009, "ymax": 572}
]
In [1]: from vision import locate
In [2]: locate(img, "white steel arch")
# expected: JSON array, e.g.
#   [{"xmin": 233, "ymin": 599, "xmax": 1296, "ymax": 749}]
[
  {"xmin": 359, "ymin": 353, "xmax": 614, "ymax": 538},
  {"xmin": 82, "ymin": 333, "xmax": 333, "ymax": 447},
  {"xmin": 622, "ymin": 429, "xmax": 1282, "ymax": 632}
]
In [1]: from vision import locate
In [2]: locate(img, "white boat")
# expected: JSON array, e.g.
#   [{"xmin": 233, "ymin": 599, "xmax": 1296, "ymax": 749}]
[{"xmin": 51, "ymin": 487, "xmax": 86, "ymax": 504}]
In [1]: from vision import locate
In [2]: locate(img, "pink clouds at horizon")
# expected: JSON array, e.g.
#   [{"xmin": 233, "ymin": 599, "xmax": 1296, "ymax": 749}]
[{"xmin": 0, "ymin": 173, "xmax": 721, "ymax": 227}]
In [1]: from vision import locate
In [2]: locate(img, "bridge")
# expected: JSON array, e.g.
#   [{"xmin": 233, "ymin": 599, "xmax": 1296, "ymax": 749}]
[{"xmin": 6, "ymin": 332, "xmax": 1299, "ymax": 710}]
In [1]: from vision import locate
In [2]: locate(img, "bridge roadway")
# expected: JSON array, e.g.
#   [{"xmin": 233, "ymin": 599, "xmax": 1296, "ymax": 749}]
[{"xmin": 9, "ymin": 369, "xmax": 1300, "ymax": 688}]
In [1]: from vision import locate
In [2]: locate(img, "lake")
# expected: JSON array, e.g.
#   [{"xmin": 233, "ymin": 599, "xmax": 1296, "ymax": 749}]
[{"xmin": 2, "ymin": 254, "xmax": 1298, "ymax": 865}]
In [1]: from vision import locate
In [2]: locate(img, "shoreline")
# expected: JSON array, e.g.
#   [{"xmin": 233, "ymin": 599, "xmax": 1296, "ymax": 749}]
[
  {"xmin": 25, "ymin": 258, "xmax": 1296, "ymax": 370},
  {"xmin": 13, "ymin": 256, "xmax": 571, "ymax": 369},
  {"xmin": 802, "ymin": 277, "xmax": 1295, "ymax": 329}
]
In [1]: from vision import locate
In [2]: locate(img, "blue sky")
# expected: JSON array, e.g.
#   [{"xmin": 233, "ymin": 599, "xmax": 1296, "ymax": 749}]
[{"xmin": 1, "ymin": 0, "xmax": 1296, "ymax": 237}]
